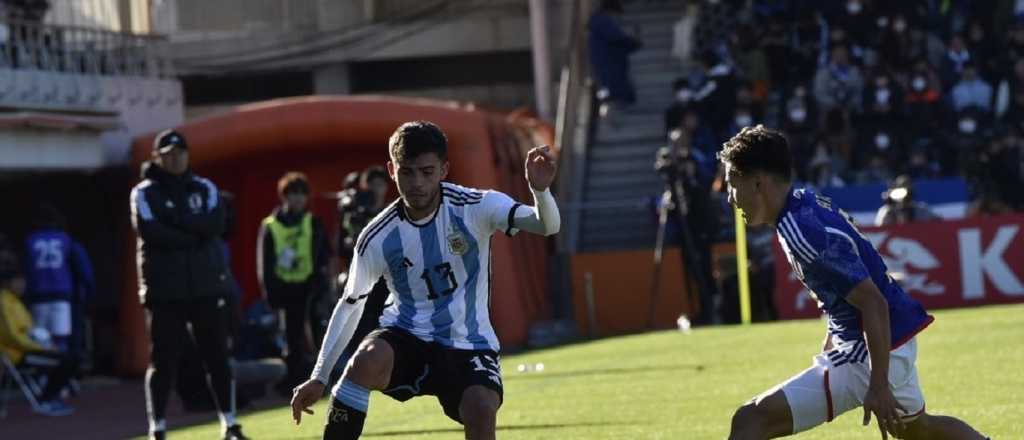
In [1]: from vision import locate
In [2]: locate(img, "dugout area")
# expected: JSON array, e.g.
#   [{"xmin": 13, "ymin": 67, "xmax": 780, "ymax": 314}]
[{"xmin": 116, "ymin": 96, "xmax": 554, "ymax": 375}]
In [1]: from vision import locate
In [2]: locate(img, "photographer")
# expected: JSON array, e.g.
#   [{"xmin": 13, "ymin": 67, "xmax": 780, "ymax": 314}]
[
  {"xmin": 654, "ymin": 129, "xmax": 717, "ymax": 325},
  {"xmin": 336, "ymin": 166, "xmax": 392, "ymax": 360},
  {"xmin": 874, "ymin": 175, "xmax": 939, "ymax": 226}
]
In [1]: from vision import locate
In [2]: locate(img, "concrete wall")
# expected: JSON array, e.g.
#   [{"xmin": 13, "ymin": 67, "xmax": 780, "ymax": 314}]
[
  {"xmin": 45, "ymin": 0, "xmax": 149, "ymax": 33},
  {"xmin": 0, "ymin": 129, "xmax": 107, "ymax": 170}
]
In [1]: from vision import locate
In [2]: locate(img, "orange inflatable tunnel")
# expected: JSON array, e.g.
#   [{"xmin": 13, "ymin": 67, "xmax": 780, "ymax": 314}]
[{"xmin": 120, "ymin": 96, "xmax": 554, "ymax": 376}]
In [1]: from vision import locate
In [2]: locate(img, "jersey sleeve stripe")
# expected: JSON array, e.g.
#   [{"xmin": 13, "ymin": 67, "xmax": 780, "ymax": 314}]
[
  {"xmin": 130, "ymin": 182, "xmax": 154, "ymax": 221},
  {"xmin": 443, "ymin": 188, "xmax": 483, "ymax": 202},
  {"xmin": 779, "ymin": 217, "xmax": 815, "ymax": 263},
  {"xmin": 783, "ymin": 213, "xmax": 820, "ymax": 259},
  {"xmin": 197, "ymin": 177, "xmax": 218, "ymax": 210}
]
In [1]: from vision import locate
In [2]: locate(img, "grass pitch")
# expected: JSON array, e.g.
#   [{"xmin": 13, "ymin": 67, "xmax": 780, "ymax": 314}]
[{"xmin": 150, "ymin": 304, "xmax": 1023, "ymax": 439}]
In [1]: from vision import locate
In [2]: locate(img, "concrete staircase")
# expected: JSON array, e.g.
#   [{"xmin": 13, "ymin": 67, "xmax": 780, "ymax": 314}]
[{"xmin": 578, "ymin": 1, "xmax": 684, "ymax": 252}]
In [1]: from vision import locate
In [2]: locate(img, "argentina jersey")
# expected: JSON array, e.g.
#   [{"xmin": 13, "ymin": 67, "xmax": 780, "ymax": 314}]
[
  {"xmin": 775, "ymin": 187, "xmax": 933, "ymax": 348},
  {"xmin": 348, "ymin": 182, "xmax": 522, "ymax": 352}
]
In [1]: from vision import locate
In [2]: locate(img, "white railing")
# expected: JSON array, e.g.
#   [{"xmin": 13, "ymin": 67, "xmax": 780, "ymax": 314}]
[{"xmin": 0, "ymin": 19, "xmax": 179, "ymax": 112}]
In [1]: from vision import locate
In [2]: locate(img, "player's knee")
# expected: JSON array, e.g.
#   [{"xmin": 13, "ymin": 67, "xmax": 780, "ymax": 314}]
[
  {"xmin": 460, "ymin": 387, "xmax": 499, "ymax": 426},
  {"xmin": 345, "ymin": 341, "xmax": 393, "ymax": 389},
  {"xmin": 901, "ymin": 414, "xmax": 932, "ymax": 440},
  {"xmin": 729, "ymin": 403, "xmax": 768, "ymax": 439}
]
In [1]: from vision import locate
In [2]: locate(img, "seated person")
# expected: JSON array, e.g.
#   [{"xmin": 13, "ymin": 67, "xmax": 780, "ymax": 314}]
[{"xmin": 0, "ymin": 253, "xmax": 78, "ymax": 416}]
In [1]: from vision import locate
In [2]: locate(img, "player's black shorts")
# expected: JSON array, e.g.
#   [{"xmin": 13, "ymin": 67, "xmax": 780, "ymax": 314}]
[{"xmin": 368, "ymin": 327, "xmax": 503, "ymax": 424}]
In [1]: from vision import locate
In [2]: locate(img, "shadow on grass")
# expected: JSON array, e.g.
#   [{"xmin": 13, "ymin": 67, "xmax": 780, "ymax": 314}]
[
  {"xmin": 350, "ymin": 421, "xmax": 635, "ymax": 438},
  {"xmin": 503, "ymin": 363, "xmax": 707, "ymax": 381}
]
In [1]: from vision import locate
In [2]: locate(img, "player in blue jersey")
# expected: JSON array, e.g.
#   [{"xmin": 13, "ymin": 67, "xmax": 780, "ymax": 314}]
[
  {"xmin": 720, "ymin": 126, "xmax": 988, "ymax": 440},
  {"xmin": 290, "ymin": 121, "xmax": 560, "ymax": 440},
  {"xmin": 23, "ymin": 203, "xmax": 94, "ymax": 353}
]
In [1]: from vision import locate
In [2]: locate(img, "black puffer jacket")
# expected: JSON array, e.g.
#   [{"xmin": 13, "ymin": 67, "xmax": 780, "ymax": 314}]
[{"xmin": 129, "ymin": 162, "xmax": 229, "ymax": 305}]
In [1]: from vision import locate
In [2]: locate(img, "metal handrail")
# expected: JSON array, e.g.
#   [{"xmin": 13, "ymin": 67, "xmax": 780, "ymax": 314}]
[{"xmin": 0, "ymin": 18, "xmax": 169, "ymax": 78}]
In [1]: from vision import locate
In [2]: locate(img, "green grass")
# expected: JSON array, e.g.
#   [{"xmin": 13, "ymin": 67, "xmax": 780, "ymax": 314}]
[{"xmin": 155, "ymin": 304, "xmax": 1023, "ymax": 439}]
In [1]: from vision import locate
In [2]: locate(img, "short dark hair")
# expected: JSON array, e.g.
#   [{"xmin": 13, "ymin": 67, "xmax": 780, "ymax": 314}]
[
  {"xmin": 360, "ymin": 165, "xmax": 388, "ymax": 188},
  {"xmin": 718, "ymin": 125, "xmax": 793, "ymax": 180},
  {"xmin": 389, "ymin": 121, "xmax": 448, "ymax": 163},
  {"xmin": 278, "ymin": 171, "xmax": 310, "ymax": 196}
]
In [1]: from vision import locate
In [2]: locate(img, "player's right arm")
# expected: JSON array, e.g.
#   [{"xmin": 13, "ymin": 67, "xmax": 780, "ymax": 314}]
[
  {"xmin": 130, "ymin": 183, "xmax": 200, "ymax": 249},
  {"xmin": 292, "ymin": 237, "xmax": 383, "ymax": 424}
]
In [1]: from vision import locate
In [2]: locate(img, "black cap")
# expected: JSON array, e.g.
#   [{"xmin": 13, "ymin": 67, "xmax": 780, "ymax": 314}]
[{"xmin": 154, "ymin": 129, "xmax": 188, "ymax": 154}]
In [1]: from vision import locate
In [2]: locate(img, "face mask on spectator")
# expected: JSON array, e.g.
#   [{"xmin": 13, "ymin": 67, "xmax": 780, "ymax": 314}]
[
  {"xmin": 912, "ymin": 76, "xmax": 927, "ymax": 92},
  {"xmin": 847, "ymin": 1, "xmax": 863, "ymax": 14},
  {"xmin": 789, "ymin": 107, "xmax": 807, "ymax": 123},
  {"xmin": 959, "ymin": 118, "xmax": 977, "ymax": 134},
  {"xmin": 876, "ymin": 16, "xmax": 889, "ymax": 28},
  {"xmin": 676, "ymin": 89, "xmax": 693, "ymax": 103},
  {"xmin": 735, "ymin": 113, "xmax": 753, "ymax": 127},
  {"xmin": 875, "ymin": 133, "xmax": 891, "ymax": 150},
  {"xmin": 894, "ymin": 19, "xmax": 907, "ymax": 33},
  {"xmin": 875, "ymin": 88, "xmax": 891, "ymax": 105}
]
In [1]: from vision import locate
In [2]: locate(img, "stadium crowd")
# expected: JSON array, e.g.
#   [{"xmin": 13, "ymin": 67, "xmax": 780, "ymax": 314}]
[{"xmin": 662, "ymin": 0, "xmax": 1024, "ymax": 212}]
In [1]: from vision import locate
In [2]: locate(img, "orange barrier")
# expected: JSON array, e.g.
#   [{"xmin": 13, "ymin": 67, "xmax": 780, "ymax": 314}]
[
  {"xmin": 120, "ymin": 96, "xmax": 553, "ymax": 375},
  {"xmin": 570, "ymin": 248, "xmax": 695, "ymax": 337}
]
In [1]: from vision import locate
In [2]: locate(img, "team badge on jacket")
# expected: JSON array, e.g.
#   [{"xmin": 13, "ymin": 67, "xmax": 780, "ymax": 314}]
[{"xmin": 447, "ymin": 227, "xmax": 468, "ymax": 256}]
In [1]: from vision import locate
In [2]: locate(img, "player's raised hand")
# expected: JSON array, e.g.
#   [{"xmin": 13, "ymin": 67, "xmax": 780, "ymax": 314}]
[
  {"xmin": 862, "ymin": 382, "xmax": 907, "ymax": 439},
  {"xmin": 525, "ymin": 145, "xmax": 557, "ymax": 191},
  {"xmin": 291, "ymin": 379, "xmax": 326, "ymax": 425}
]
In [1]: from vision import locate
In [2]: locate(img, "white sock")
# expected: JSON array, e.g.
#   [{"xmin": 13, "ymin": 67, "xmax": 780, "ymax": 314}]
[
  {"xmin": 149, "ymin": 419, "xmax": 166, "ymax": 433},
  {"xmin": 219, "ymin": 411, "xmax": 237, "ymax": 430}
]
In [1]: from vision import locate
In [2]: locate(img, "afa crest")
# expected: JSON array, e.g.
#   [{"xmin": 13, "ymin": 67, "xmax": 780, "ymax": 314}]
[{"xmin": 447, "ymin": 229, "xmax": 468, "ymax": 256}]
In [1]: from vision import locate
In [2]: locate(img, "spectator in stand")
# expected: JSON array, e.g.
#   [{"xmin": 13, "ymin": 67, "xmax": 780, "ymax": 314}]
[
  {"xmin": 670, "ymin": 2, "xmax": 699, "ymax": 71},
  {"xmin": 980, "ymin": 128, "xmax": 1024, "ymax": 209},
  {"xmin": 904, "ymin": 59, "xmax": 946, "ymax": 136},
  {"xmin": 999, "ymin": 23, "xmax": 1024, "ymax": 82},
  {"xmin": 813, "ymin": 44, "xmax": 865, "ymax": 116},
  {"xmin": 967, "ymin": 182, "xmax": 1015, "ymax": 216},
  {"xmin": 939, "ymin": 34, "xmax": 971, "ymax": 89},
  {"xmin": 874, "ymin": 175, "xmax": 938, "ymax": 226},
  {"xmin": 948, "ymin": 105, "xmax": 992, "ymax": 176},
  {"xmin": 732, "ymin": 24, "xmax": 771, "ymax": 101},
  {"xmin": 878, "ymin": 14, "xmax": 916, "ymax": 68},
  {"xmin": 788, "ymin": 9, "xmax": 828, "ymax": 84},
  {"xmin": 693, "ymin": 0, "xmax": 740, "ymax": 60},
  {"xmin": 588, "ymin": 0, "xmax": 642, "ymax": 114},
  {"xmin": 693, "ymin": 49, "xmax": 738, "ymax": 142},
  {"xmin": 965, "ymin": 18, "xmax": 998, "ymax": 80},
  {"xmin": 781, "ymin": 84, "xmax": 819, "ymax": 181},
  {"xmin": 904, "ymin": 139, "xmax": 943, "ymax": 179},
  {"xmin": 806, "ymin": 138, "xmax": 847, "ymax": 190},
  {"xmin": 995, "ymin": 58, "xmax": 1024, "ymax": 122},
  {"xmin": 824, "ymin": 1, "xmax": 875, "ymax": 64},
  {"xmin": 951, "ymin": 63, "xmax": 993, "ymax": 113},
  {"xmin": 679, "ymin": 107, "xmax": 718, "ymax": 156}
]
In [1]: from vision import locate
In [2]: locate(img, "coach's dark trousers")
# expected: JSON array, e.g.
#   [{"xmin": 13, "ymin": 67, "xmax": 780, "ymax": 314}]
[{"xmin": 145, "ymin": 296, "xmax": 234, "ymax": 421}]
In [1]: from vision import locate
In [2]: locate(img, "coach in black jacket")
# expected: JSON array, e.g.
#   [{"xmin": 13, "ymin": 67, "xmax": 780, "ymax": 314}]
[{"xmin": 129, "ymin": 129, "xmax": 248, "ymax": 440}]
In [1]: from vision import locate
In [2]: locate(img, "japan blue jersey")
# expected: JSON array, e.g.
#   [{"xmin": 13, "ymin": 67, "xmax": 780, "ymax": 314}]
[
  {"xmin": 24, "ymin": 229, "xmax": 74, "ymax": 302},
  {"xmin": 775, "ymin": 187, "xmax": 933, "ymax": 348}
]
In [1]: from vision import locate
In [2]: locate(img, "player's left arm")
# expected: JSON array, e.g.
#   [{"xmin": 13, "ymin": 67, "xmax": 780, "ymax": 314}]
[
  {"xmin": 515, "ymin": 145, "xmax": 561, "ymax": 236},
  {"xmin": 846, "ymin": 279, "xmax": 906, "ymax": 438},
  {"xmin": 179, "ymin": 177, "xmax": 225, "ymax": 240}
]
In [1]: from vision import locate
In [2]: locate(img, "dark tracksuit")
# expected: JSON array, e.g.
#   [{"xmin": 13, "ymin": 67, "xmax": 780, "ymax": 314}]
[{"xmin": 130, "ymin": 162, "xmax": 234, "ymax": 422}]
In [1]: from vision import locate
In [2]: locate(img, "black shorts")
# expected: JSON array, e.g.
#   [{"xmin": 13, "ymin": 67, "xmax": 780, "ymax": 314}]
[{"xmin": 369, "ymin": 327, "xmax": 503, "ymax": 424}]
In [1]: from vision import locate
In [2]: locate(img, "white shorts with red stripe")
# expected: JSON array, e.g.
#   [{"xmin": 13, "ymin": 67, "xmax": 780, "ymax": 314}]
[{"xmin": 779, "ymin": 337, "xmax": 926, "ymax": 433}]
